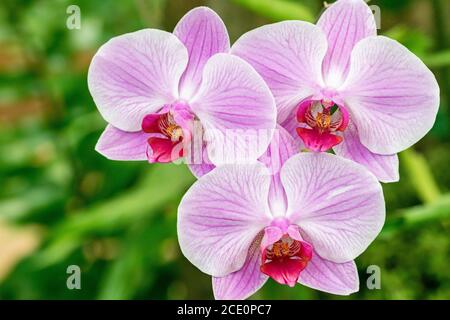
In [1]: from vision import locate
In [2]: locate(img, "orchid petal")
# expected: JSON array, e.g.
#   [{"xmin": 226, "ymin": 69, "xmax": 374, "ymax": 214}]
[
  {"xmin": 258, "ymin": 126, "xmax": 299, "ymax": 215},
  {"xmin": 95, "ymin": 125, "xmax": 148, "ymax": 161},
  {"xmin": 260, "ymin": 226, "xmax": 284, "ymax": 250},
  {"xmin": 187, "ymin": 145, "xmax": 216, "ymax": 178},
  {"xmin": 231, "ymin": 21, "xmax": 327, "ymax": 123},
  {"xmin": 259, "ymin": 126, "xmax": 299, "ymax": 176},
  {"xmin": 341, "ymin": 36, "xmax": 440, "ymax": 154},
  {"xmin": 281, "ymin": 153, "xmax": 385, "ymax": 263},
  {"xmin": 318, "ymin": 0, "xmax": 377, "ymax": 87},
  {"xmin": 333, "ymin": 122, "xmax": 399, "ymax": 183},
  {"xmin": 279, "ymin": 115, "xmax": 306, "ymax": 151},
  {"xmin": 88, "ymin": 29, "xmax": 188, "ymax": 132},
  {"xmin": 299, "ymin": 254, "xmax": 359, "ymax": 295},
  {"xmin": 174, "ymin": 7, "xmax": 230, "ymax": 99},
  {"xmin": 188, "ymin": 162, "xmax": 216, "ymax": 178},
  {"xmin": 212, "ymin": 239, "xmax": 267, "ymax": 300},
  {"xmin": 178, "ymin": 164, "xmax": 272, "ymax": 277},
  {"xmin": 184, "ymin": 121, "xmax": 216, "ymax": 178},
  {"xmin": 190, "ymin": 53, "xmax": 276, "ymax": 166}
]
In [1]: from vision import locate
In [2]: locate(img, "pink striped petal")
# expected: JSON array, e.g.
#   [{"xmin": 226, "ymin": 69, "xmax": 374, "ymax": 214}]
[
  {"xmin": 88, "ymin": 29, "xmax": 188, "ymax": 131},
  {"xmin": 190, "ymin": 53, "xmax": 276, "ymax": 166},
  {"xmin": 213, "ymin": 239, "xmax": 267, "ymax": 300},
  {"xmin": 258, "ymin": 126, "xmax": 298, "ymax": 215},
  {"xmin": 187, "ymin": 145, "xmax": 215, "ymax": 178},
  {"xmin": 185, "ymin": 122, "xmax": 216, "ymax": 178},
  {"xmin": 281, "ymin": 153, "xmax": 385, "ymax": 263},
  {"xmin": 95, "ymin": 125, "xmax": 148, "ymax": 161},
  {"xmin": 318, "ymin": 0, "xmax": 377, "ymax": 87},
  {"xmin": 279, "ymin": 115, "xmax": 306, "ymax": 151},
  {"xmin": 188, "ymin": 162, "xmax": 215, "ymax": 178},
  {"xmin": 174, "ymin": 7, "xmax": 230, "ymax": 99},
  {"xmin": 259, "ymin": 126, "xmax": 299, "ymax": 176},
  {"xmin": 178, "ymin": 164, "xmax": 272, "ymax": 277},
  {"xmin": 299, "ymin": 253, "xmax": 359, "ymax": 295},
  {"xmin": 341, "ymin": 36, "xmax": 440, "ymax": 154},
  {"xmin": 232, "ymin": 21, "xmax": 327, "ymax": 123},
  {"xmin": 333, "ymin": 122, "xmax": 399, "ymax": 183}
]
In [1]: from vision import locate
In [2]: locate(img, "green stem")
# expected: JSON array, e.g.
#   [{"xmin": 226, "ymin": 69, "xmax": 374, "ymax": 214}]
[{"xmin": 399, "ymin": 149, "xmax": 441, "ymax": 204}]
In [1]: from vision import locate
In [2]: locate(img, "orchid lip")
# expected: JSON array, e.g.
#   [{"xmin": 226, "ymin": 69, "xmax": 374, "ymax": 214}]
[
  {"xmin": 260, "ymin": 222, "xmax": 313, "ymax": 287},
  {"xmin": 142, "ymin": 102, "xmax": 194, "ymax": 163},
  {"xmin": 296, "ymin": 99, "xmax": 350, "ymax": 152}
]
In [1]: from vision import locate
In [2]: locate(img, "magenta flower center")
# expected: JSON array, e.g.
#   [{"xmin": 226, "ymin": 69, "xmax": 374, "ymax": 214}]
[
  {"xmin": 141, "ymin": 102, "xmax": 194, "ymax": 163},
  {"xmin": 260, "ymin": 233, "xmax": 312, "ymax": 287},
  {"xmin": 156, "ymin": 112, "xmax": 184, "ymax": 142},
  {"xmin": 296, "ymin": 99, "xmax": 349, "ymax": 152}
]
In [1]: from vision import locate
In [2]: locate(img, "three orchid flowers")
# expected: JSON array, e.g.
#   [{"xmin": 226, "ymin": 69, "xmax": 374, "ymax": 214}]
[{"xmin": 88, "ymin": 0, "xmax": 439, "ymax": 300}]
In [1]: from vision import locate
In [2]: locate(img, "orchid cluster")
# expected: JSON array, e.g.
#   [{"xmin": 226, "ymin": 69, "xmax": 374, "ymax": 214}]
[{"xmin": 88, "ymin": 0, "xmax": 439, "ymax": 299}]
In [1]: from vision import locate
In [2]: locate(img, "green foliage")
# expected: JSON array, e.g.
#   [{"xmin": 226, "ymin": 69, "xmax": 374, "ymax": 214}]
[
  {"xmin": 0, "ymin": 0, "xmax": 449, "ymax": 300},
  {"xmin": 230, "ymin": 0, "xmax": 316, "ymax": 22}
]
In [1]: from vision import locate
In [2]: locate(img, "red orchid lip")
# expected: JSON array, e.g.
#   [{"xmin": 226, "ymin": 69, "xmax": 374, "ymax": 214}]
[
  {"xmin": 142, "ymin": 103, "xmax": 194, "ymax": 163},
  {"xmin": 260, "ymin": 234, "xmax": 313, "ymax": 287},
  {"xmin": 259, "ymin": 221, "xmax": 313, "ymax": 288},
  {"xmin": 296, "ymin": 99, "xmax": 349, "ymax": 152}
]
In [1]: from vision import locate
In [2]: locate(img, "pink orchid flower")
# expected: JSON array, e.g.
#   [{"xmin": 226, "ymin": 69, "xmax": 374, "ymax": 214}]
[
  {"xmin": 88, "ymin": 7, "xmax": 276, "ymax": 168},
  {"xmin": 178, "ymin": 127, "xmax": 385, "ymax": 299},
  {"xmin": 231, "ymin": 0, "xmax": 440, "ymax": 183}
]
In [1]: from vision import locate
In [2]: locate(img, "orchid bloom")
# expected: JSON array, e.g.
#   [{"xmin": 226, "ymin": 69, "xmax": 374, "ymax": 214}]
[
  {"xmin": 88, "ymin": 7, "xmax": 275, "ymax": 170},
  {"xmin": 178, "ymin": 127, "xmax": 385, "ymax": 299},
  {"xmin": 232, "ymin": 0, "xmax": 440, "ymax": 183}
]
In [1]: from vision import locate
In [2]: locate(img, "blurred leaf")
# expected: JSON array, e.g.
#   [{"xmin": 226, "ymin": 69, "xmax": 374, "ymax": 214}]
[
  {"xmin": 384, "ymin": 25, "xmax": 433, "ymax": 56},
  {"xmin": 33, "ymin": 164, "xmax": 194, "ymax": 267},
  {"xmin": 423, "ymin": 50, "xmax": 450, "ymax": 68},
  {"xmin": 231, "ymin": 0, "xmax": 315, "ymax": 22},
  {"xmin": 1, "ymin": 0, "xmax": 450, "ymax": 301},
  {"xmin": 97, "ymin": 217, "xmax": 171, "ymax": 299},
  {"xmin": 382, "ymin": 194, "xmax": 450, "ymax": 238},
  {"xmin": 0, "ymin": 185, "xmax": 66, "ymax": 221}
]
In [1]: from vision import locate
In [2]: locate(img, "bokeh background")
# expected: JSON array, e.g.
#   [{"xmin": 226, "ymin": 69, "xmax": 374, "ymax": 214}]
[{"xmin": 0, "ymin": 0, "xmax": 449, "ymax": 300}]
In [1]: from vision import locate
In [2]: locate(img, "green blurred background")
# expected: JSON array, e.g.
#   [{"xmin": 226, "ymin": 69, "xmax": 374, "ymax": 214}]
[{"xmin": 0, "ymin": 0, "xmax": 449, "ymax": 300}]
